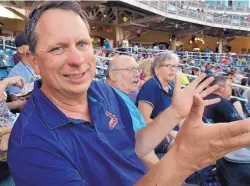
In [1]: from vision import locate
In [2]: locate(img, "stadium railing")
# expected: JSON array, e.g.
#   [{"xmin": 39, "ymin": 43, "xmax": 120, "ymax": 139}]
[{"xmin": 139, "ymin": 0, "xmax": 250, "ymax": 29}]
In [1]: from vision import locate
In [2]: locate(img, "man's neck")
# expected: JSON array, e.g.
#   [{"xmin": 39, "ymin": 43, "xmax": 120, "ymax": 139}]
[
  {"xmin": 108, "ymin": 81, "xmax": 130, "ymax": 96},
  {"xmin": 41, "ymin": 85, "xmax": 91, "ymax": 122},
  {"xmin": 213, "ymin": 92, "xmax": 226, "ymax": 99}
]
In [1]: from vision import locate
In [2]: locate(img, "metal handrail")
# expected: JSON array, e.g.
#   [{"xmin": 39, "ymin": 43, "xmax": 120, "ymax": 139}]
[
  {"xmin": 108, "ymin": 47, "xmax": 250, "ymax": 63},
  {"xmin": 179, "ymin": 1, "xmax": 250, "ymax": 14},
  {"xmin": 139, "ymin": 0, "xmax": 250, "ymax": 29}
]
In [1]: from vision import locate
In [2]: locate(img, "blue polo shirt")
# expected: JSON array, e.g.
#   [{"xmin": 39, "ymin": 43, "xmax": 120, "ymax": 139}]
[
  {"xmin": 203, "ymin": 94, "xmax": 242, "ymax": 123},
  {"xmin": 8, "ymin": 80, "xmax": 146, "ymax": 186},
  {"xmin": 136, "ymin": 76, "xmax": 174, "ymax": 120}
]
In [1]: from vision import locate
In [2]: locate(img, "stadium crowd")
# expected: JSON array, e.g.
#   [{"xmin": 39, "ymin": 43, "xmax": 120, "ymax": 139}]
[{"xmin": 0, "ymin": 1, "xmax": 250, "ymax": 186}]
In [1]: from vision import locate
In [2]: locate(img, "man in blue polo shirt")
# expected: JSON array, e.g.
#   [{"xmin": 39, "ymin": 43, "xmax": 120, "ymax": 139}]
[
  {"xmin": 7, "ymin": 2, "xmax": 250, "ymax": 186},
  {"xmin": 107, "ymin": 55, "xmax": 160, "ymax": 170}
]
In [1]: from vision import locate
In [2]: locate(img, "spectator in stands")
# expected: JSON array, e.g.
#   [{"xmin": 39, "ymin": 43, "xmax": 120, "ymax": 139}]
[
  {"xmin": 0, "ymin": 77, "xmax": 24, "ymax": 158},
  {"xmin": 138, "ymin": 58, "xmax": 152, "ymax": 84},
  {"xmin": 139, "ymin": 69, "xmax": 147, "ymax": 89},
  {"xmin": 230, "ymin": 70, "xmax": 240, "ymax": 84},
  {"xmin": 107, "ymin": 55, "xmax": 159, "ymax": 169},
  {"xmin": 205, "ymin": 63, "xmax": 214, "ymax": 75},
  {"xmin": 205, "ymin": 47, "xmax": 210, "ymax": 57},
  {"xmin": 190, "ymin": 67, "xmax": 200, "ymax": 82},
  {"xmin": 242, "ymin": 79, "xmax": 250, "ymax": 111},
  {"xmin": 0, "ymin": 76, "xmax": 24, "ymax": 127},
  {"xmin": 188, "ymin": 58, "xmax": 195, "ymax": 66},
  {"xmin": 180, "ymin": 66, "xmax": 191, "ymax": 86},
  {"xmin": 214, "ymin": 66, "xmax": 221, "ymax": 75},
  {"xmin": 136, "ymin": 52, "xmax": 178, "ymax": 156},
  {"xmin": 204, "ymin": 75, "xmax": 250, "ymax": 186},
  {"xmin": 125, "ymin": 58, "xmax": 153, "ymax": 103},
  {"xmin": 12, "ymin": 51, "xmax": 21, "ymax": 65},
  {"xmin": 7, "ymin": 2, "xmax": 250, "ymax": 186},
  {"xmin": 210, "ymin": 66, "xmax": 215, "ymax": 74},
  {"xmin": 134, "ymin": 43, "xmax": 139, "ymax": 53},
  {"xmin": 204, "ymin": 76, "xmax": 240, "ymax": 122},
  {"xmin": 193, "ymin": 68, "xmax": 201, "ymax": 77},
  {"xmin": 104, "ymin": 39, "xmax": 110, "ymax": 50},
  {"xmin": 7, "ymin": 32, "xmax": 37, "ymax": 110},
  {"xmin": 245, "ymin": 63, "xmax": 250, "ymax": 76},
  {"xmin": 222, "ymin": 55, "xmax": 232, "ymax": 65},
  {"xmin": 0, "ymin": 76, "xmax": 24, "ymax": 186}
]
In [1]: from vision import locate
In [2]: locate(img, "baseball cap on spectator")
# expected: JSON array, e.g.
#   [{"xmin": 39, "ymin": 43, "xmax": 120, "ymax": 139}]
[
  {"xmin": 15, "ymin": 32, "xmax": 28, "ymax": 48},
  {"xmin": 183, "ymin": 66, "xmax": 191, "ymax": 73},
  {"xmin": 192, "ymin": 67, "xmax": 200, "ymax": 72}
]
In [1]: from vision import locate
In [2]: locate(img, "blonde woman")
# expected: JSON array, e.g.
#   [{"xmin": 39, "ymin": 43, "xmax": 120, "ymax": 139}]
[{"xmin": 138, "ymin": 58, "xmax": 153, "ymax": 88}]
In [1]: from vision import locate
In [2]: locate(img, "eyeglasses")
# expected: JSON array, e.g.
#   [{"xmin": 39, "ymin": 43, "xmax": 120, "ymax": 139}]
[
  {"xmin": 160, "ymin": 64, "xmax": 179, "ymax": 69},
  {"xmin": 218, "ymin": 84, "xmax": 232, "ymax": 88},
  {"xmin": 113, "ymin": 67, "xmax": 142, "ymax": 74}
]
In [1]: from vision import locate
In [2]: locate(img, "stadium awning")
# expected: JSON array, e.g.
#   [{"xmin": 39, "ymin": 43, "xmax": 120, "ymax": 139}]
[{"xmin": 0, "ymin": 5, "xmax": 23, "ymax": 20}]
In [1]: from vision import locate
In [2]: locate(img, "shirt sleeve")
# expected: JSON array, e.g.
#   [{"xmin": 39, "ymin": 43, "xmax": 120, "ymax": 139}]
[
  {"xmin": 8, "ymin": 145, "xmax": 87, "ymax": 186},
  {"xmin": 136, "ymin": 82, "xmax": 158, "ymax": 109},
  {"xmin": 229, "ymin": 98, "xmax": 239, "ymax": 104},
  {"xmin": 7, "ymin": 69, "xmax": 22, "ymax": 95}
]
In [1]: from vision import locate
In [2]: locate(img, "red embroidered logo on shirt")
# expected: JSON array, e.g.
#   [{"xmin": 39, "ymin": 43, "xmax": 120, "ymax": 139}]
[{"xmin": 105, "ymin": 111, "xmax": 118, "ymax": 129}]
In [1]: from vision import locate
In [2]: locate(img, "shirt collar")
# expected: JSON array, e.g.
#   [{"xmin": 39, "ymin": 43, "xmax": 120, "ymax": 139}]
[
  {"xmin": 112, "ymin": 87, "xmax": 129, "ymax": 98},
  {"xmin": 153, "ymin": 76, "xmax": 173, "ymax": 93},
  {"xmin": 32, "ymin": 80, "xmax": 103, "ymax": 129}
]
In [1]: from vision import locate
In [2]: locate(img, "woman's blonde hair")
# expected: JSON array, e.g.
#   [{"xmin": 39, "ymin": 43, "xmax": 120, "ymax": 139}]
[
  {"xmin": 138, "ymin": 58, "xmax": 153, "ymax": 79},
  {"xmin": 17, "ymin": 45, "xmax": 29, "ymax": 56}
]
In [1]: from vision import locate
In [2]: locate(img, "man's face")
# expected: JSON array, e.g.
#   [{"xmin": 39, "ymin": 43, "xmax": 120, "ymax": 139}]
[
  {"xmin": 32, "ymin": 9, "xmax": 96, "ymax": 97},
  {"xmin": 113, "ymin": 58, "xmax": 140, "ymax": 95},
  {"xmin": 194, "ymin": 69, "xmax": 200, "ymax": 76},
  {"xmin": 220, "ymin": 79, "xmax": 232, "ymax": 98}
]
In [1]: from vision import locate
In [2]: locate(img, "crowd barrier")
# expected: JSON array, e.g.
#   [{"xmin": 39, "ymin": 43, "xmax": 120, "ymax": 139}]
[{"xmin": 103, "ymin": 47, "xmax": 250, "ymax": 64}]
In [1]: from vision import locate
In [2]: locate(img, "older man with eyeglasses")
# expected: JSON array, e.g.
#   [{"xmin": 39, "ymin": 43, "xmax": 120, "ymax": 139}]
[{"xmin": 107, "ymin": 55, "xmax": 160, "ymax": 170}]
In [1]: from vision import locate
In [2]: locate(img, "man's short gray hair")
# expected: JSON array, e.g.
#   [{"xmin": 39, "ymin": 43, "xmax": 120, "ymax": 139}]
[
  {"xmin": 25, "ymin": 1, "xmax": 90, "ymax": 54},
  {"xmin": 151, "ymin": 51, "xmax": 179, "ymax": 76}
]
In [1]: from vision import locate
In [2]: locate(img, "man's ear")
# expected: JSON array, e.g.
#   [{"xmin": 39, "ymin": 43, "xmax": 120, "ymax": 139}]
[
  {"xmin": 27, "ymin": 51, "xmax": 40, "ymax": 75},
  {"xmin": 218, "ymin": 86, "xmax": 224, "ymax": 93},
  {"xmin": 109, "ymin": 70, "xmax": 116, "ymax": 82}
]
